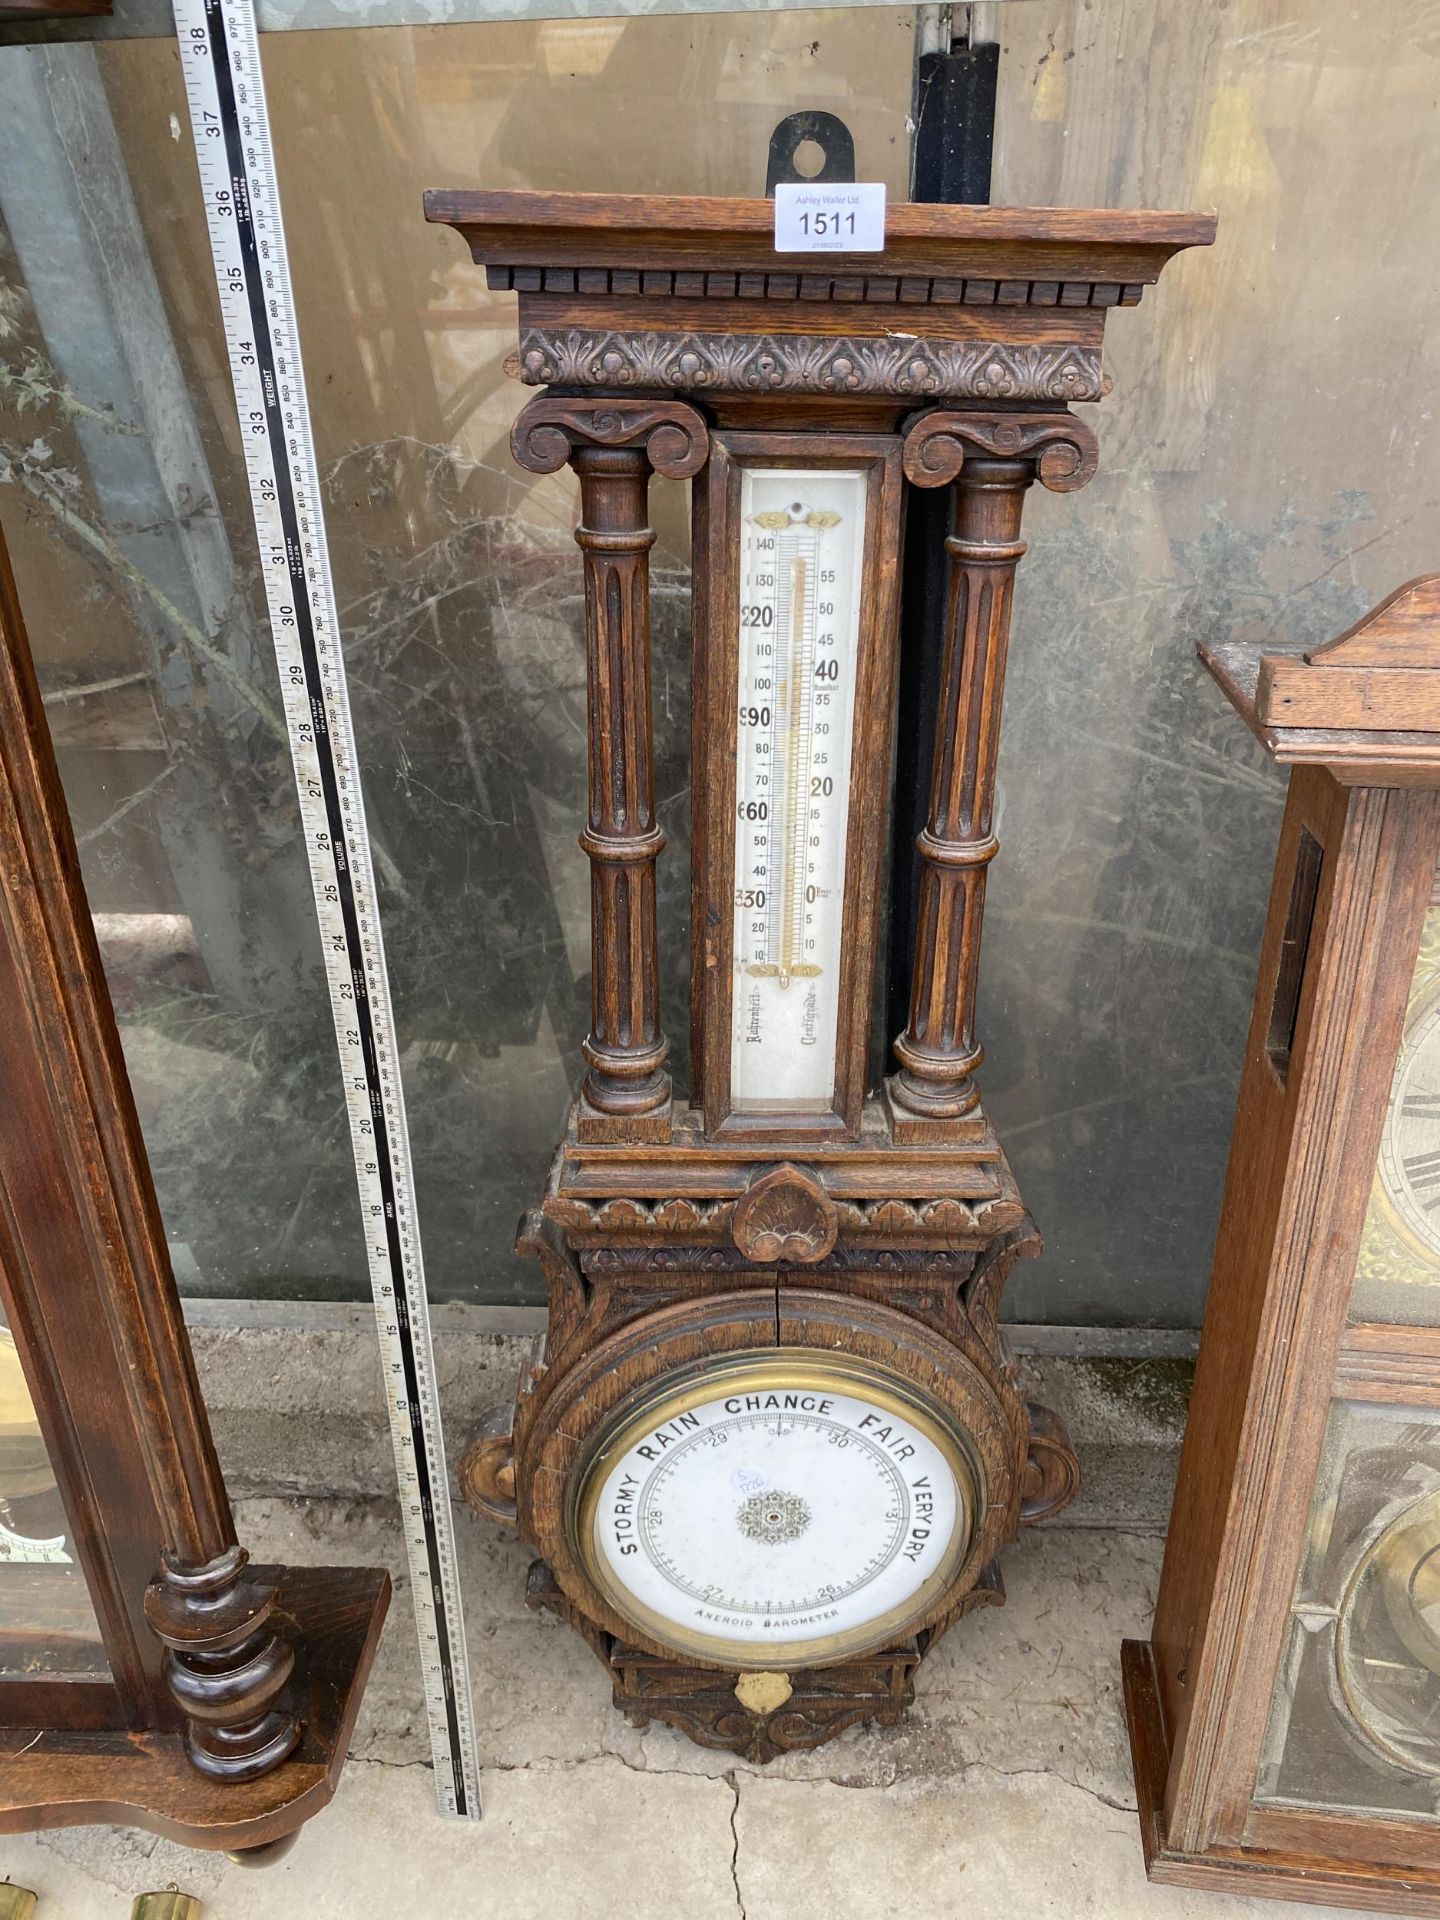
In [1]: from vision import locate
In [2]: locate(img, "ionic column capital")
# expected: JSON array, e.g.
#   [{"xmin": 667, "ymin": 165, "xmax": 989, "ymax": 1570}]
[
  {"xmin": 511, "ymin": 395, "xmax": 709, "ymax": 481},
  {"xmin": 902, "ymin": 408, "xmax": 1100, "ymax": 494}
]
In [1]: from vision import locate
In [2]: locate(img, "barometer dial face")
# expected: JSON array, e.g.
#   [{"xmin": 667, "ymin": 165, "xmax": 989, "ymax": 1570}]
[
  {"xmin": 573, "ymin": 1355, "xmax": 977, "ymax": 1668},
  {"xmin": 730, "ymin": 467, "xmax": 867, "ymax": 1115}
]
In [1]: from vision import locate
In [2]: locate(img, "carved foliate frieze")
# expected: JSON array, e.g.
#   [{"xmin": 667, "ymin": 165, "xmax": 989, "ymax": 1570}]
[
  {"xmin": 513, "ymin": 328, "xmax": 1104, "ymax": 403},
  {"xmin": 580, "ymin": 1244, "xmax": 976, "ymax": 1275},
  {"xmin": 543, "ymin": 1187, "xmax": 1027, "ymax": 1245}
]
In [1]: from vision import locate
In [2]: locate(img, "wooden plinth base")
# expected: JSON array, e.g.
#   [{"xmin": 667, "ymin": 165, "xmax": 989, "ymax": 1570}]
[
  {"xmin": 1122, "ymin": 1639, "xmax": 1440, "ymax": 1916},
  {"xmin": 531, "ymin": 1558, "xmax": 1002, "ymax": 1762},
  {"xmin": 0, "ymin": 1566, "xmax": 389, "ymax": 1853}
]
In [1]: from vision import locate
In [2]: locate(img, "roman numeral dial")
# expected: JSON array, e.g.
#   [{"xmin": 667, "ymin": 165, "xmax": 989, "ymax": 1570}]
[{"xmin": 1379, "ymin": 964, "xmax": 1440, "ymax": 1258}]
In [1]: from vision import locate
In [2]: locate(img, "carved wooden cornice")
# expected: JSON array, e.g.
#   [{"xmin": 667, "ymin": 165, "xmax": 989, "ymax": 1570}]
[
  {"xmin": 512, "ymin": 328, "xmax": 1104, "ymax": 404},
  {"xmin": 425, "ymin": 190, "xmax": 1216, "ymax": 293},
  {"xmin": 426, "ymin": 191, "xmax": 1216, "ymax": 408},
  {"xmin": 490, "ymin": 264, "xmax": 1152, "ymax": 309}
]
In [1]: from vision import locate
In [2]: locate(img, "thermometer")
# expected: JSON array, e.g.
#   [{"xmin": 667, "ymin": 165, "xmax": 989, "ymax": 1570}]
[{"xmin": 731, "ymin": 468, "xmax": 867, "ymax": 1113}]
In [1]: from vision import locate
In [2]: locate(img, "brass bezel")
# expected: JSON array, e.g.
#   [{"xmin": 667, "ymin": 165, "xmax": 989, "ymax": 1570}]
[{"xmin": 568, "ymin": 1348, "xmax": 982, "ymax": 1671}]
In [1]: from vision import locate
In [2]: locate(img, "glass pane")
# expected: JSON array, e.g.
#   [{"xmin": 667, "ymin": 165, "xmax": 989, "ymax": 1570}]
[
  {"xmin": 1258, "ymin": 1399, "xmax": 1440, "ymax": 1821},
  {"xmin": 1351, "ymin": 893, "xmax": 1440, "ymax": 1325},
  {"xmin": 0, "ymin": 1310, "xmax": 106, "ymax": 1676},
  {"xmin": 978, "ymin": 0, "xmax": 1440, "ymax": 1325},
  {"xmin": 0, "ymin": 12, "xmax": 914, "ymax": 1304}
]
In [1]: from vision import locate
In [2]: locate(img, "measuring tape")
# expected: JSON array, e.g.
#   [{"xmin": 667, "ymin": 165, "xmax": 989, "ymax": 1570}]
[{"xmin": 172, "ymin": 0, "xmax": 480, "ymax": 1820}]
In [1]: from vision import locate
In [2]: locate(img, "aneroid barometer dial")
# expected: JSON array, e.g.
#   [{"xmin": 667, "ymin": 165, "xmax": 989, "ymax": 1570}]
[
  {"xmin": 572, "ymin": 1355, "xmax": 977, "ymax": 1668},
  {"xmin": 731, "ymin": 468, "xmax": 866, "ymax": 1113}
]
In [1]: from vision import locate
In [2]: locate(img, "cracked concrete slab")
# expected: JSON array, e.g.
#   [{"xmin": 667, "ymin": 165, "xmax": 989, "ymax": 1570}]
[{"xmin": 0, "ymin": 1493, "xmax": 1357, "ymax": 1918}]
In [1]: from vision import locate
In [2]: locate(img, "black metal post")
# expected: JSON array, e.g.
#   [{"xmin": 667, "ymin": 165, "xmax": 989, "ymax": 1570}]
[{"xmin": 885, "ymin": 8, "xmax": 1001, "ymax": 1057}]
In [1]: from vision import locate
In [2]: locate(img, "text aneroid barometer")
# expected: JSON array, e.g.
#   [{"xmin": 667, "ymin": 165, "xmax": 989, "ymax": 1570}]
[
  {"xmin": 578, "ymin": 1356, "xmax": 975, "ymax": 1667},
  {"xmin": 426, "ymin": 183, "xmax": 1212, "ymax": 1759}
]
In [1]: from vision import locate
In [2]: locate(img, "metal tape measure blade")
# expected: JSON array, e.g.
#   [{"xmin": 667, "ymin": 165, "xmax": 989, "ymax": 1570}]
[{"xmin": 171, "ymin": 0, "xmax": 479, "ymax": 1819}]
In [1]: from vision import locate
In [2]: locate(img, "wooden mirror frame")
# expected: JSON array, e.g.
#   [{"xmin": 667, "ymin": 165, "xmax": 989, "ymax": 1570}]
[{"xmin": 0, "ymin": 521, "xmax": 389, "ymax": 1852}]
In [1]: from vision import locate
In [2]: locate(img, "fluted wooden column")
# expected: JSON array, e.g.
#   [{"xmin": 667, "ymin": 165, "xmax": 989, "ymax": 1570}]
[
  {"xmin": 888, "ymin": 411, "xmax": 1099, "ymax": 1142},
  {"xmin": 512, "ymin": 397, "xmax": 708, "ymax": 1142}
]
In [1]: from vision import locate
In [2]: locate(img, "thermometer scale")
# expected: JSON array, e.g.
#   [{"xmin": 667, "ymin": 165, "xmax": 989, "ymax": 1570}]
[{"xmin": 732, "ymin": 469, "xmax": 866, "ymax": 1113}]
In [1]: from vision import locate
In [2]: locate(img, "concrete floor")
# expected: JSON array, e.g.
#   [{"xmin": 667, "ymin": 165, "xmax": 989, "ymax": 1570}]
[{"xmin": 3, "ymin": 1489, "xmax": 1360, "ymax": 1920}]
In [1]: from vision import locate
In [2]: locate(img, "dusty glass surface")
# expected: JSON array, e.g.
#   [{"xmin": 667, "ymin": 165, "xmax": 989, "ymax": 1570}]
[
  {"xmin": 1350, "ymin": 897, "xmax": 1440, "ymax": 1327},
  {"xmin": 0, "ymin": 11, "xmax": 913, "ymax": 1303},
  {"xmin": 1258, "ymin": 1398, "xmax": 1440, "ymax": 1821},
  {"xmin": 0, "ymin": 1313, "xmax": 106, "ymax": 1676},
  {"xmin": 979, "ymin": 1, "xmax": 1440, "ymax": 1321},
  {"xmin": 0, "ymin": 5, "xmax": 1437, "ymax": 1319}
]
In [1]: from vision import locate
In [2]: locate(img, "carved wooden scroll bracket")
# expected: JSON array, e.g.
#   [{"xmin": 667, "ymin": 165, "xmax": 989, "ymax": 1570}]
[
  {"xmin": 900, "ymin": 408, "xmax": 1101, "ymax": 493},
  {"xmin": 510, "ymin": 397, "xmax": 709, "ymax": 481}
]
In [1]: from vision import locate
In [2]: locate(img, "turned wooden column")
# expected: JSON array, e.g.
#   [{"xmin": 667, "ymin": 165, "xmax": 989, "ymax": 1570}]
[
  {"xmin": 888, "ymin": 411, "xmax": 1099, "ymax": 1142},
  {"xmin": 512, "ymin": 397, "xmax": 708, "ymax": 1143}
]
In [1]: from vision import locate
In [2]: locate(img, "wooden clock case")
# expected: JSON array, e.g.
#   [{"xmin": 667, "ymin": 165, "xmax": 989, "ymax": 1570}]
[
  {"xmin": 425, "ymin": 190, "xmax": 1215, "ymax": 1762},
  {"xmin": 1124, "ymin": 576, "xmax": 1440, "ymax": 1910},
  {"xmin": 0, "ymin": 523, "xmax": 389, "ymax": 1852}
]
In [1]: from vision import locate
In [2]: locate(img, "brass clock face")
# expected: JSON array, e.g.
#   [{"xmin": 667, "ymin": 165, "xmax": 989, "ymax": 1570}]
[{"xmin": 569, "ymin": 1353, "xmax": 980, "ymax": 1670}]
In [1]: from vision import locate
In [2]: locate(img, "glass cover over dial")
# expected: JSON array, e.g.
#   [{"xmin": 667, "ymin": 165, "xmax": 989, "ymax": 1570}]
[
  {"xmin": 573, "ymin": 1355, "xmax": 977, "ymax": 1668},
  {"xmin": 1353, "ymin": 901, "xmax": 1440, "ymax": 1322},
  {"xmin": 730, "ymin": 467, "xmax": 867, "ymax": 1114},
  {"xmin": 1379, "ymin": 979, "xmax": 1440, "ymax": 1263}
]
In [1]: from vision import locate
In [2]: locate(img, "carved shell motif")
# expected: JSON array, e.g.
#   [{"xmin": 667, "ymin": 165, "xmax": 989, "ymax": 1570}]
[{"xmin": 730, "ymin": 1164, "xmax": 839, "ymax": 1265}]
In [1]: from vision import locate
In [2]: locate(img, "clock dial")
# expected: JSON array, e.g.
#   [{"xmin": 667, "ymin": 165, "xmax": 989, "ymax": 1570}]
[
  {"xmin": 1379, "ymin": 985, "xmax": 1440, "ymax": 1262},
  {"xmin": 1352, "ymin": 902, "xmax": 1440, "ymax": 1321},
  {"xmin": 574, "ymin": 1356, "xmax": 976, "ymax": 1668},
  {"xmin": 730, "ymin": 467, "xmax": 867, "ymax": 1114}
]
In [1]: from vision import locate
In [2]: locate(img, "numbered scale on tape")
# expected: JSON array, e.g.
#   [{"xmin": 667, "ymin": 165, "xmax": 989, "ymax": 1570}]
[
  {"xmin": 426, "ymin": 182, "xmax": 1211, "ymax": 1762},
  {"xmin": 172, "ymin": 0, "xmax": 478, "ymax": 1817}
]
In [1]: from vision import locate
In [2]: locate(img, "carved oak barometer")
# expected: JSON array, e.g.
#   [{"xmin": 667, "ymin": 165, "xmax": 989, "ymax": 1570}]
[{"xmin": 425, "ymin": 188, "xmax": 1214, "ymax": 1759}]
